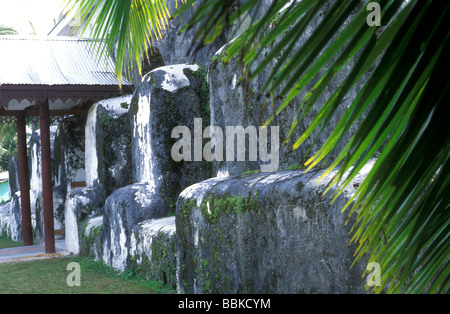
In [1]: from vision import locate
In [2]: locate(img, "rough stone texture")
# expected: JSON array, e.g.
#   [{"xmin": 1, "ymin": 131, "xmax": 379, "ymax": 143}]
[
  {"xmin": 130, "ymin": 0, "xmax": 256, "ymax": 88},
  {"xmin": 64, "ymin": 185, "xmax": 104, "ymax": 255},
  {"xmin": 29, "ymin": 119, "xmax": 70, "ymax": 244},
  {"xmin": 9, "ymin": 192, "xmax": 22, "ymax": 241},
  {"xmin": 0, "ymin": 193, "xmax": 36, "ymax": 242},
  {"xmin": 27, "ymin": 126, "xmax": 59, "ymax": 243},
  {"xmin": 7, "ymin": 156, "xmax": 19, "ymax": 196},
  {"xmin": 80, "ymin": 215, "xmax": 103, "ymax": 261},
  {"xmin": 102, "ymin": 64, "xmax": 211, "ymax": 272},
  {"xmin": 176, "ymin": 162, "xmax": 373, "ymax": 294},
  {"xmin": 129, "ymin": 216, "xmax": 177, "ymax": 288},
  {"xmin": 102, "ymin": 183, "xmax": 167, "ymax": 271},
  {"xmin": 207, "ymin": 1, "xmax": 370, "ymax": 176},
  {"xmin": 28, "ymin": 129, "xmax": 44, "ymax": 216},
  {"xmin": 53, "ymin": 115, "xmax": 86, "ymax": 191},
  {"xmin": 85, "ymin": 95, "xmax": 133, "ymax": 197},
  {"xmin": 52, "ymin": 185, "xmax": 66, "ymax": 234},
  {"xmin": 131, "ymin": 64, "xmax": 211, "ymax": 210},
  {"xmin": 0, "ymin": 201, "xmax": 11, "ymax": 238},
  {"xmin": 34, "ymin": 185, "xmax": 66, "ymax": 244},
  {"xmin": 145, "ymin": 2, "xmax": 230, "ymax": 76}
]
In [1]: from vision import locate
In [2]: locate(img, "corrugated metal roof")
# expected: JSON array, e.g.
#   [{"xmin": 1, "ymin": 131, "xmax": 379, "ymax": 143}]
[{"xmin": 0, "ymin": 36, "xmax": 131, "ymax": 86}]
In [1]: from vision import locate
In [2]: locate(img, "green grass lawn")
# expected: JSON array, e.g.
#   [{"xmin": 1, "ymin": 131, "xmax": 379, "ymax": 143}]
[
  {"xmin": 0, "ymin": 236, "xmax": 24, "ymax": 249},
  {"xmin": 0, "ymin": 255, "xmax": 177, "ymax": 294}
]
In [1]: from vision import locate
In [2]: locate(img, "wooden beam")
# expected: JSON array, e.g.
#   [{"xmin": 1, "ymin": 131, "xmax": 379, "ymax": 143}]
[
  {"xmin": 70, "ymin": 181, "xmax": 87, "ymax": 188},
  {"xmin": 39, "ymin": 99, "xmax": 56, "ymax": 254},
  {"xmin": 0, "ymin": 109, "xmax": 89, "ymax": 117}
]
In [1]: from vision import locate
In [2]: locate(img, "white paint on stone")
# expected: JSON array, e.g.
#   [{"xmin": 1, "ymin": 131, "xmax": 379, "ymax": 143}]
[
  {"xmin": 86, "ymin": 95, "xmax": 132, "ymax": 186},
  {"xmin": 98, "ymin": 95, "xmax": 132, "ymax": 117},
  {"xmin": 134, "ymin": 93, "xmax": 153, "ymax": 183},
  {"xmin": 132, "ymin": 184, "xmax": 154, "ymax": 208},
  {"xmin": 85, "ymin": 106, "xmax": 98, "ymax": 186},
  {"xmin": 231, "ymin": 74, "xmax": 237, "ymax": 90},
  {"xmin": 29, "ymin": 132, "xmax": 42, "ymax": 214},
  {"xmin": 129, "ymin": 216, "xmax": 176, "ymax": 266},
  {"xmin": 160, "ymin": 64, "xmax": 199, "ymax": 93},
  {"xmin": 65, "ymin": 196, "xmax": 79, "ymax": 255},
  {"xmin": 84, "ymin": 216, "xmax": 103, "ymax": 237},
  {"xmin": 111, "ymin": 213, "xmax": 128, "ymax": 271}
]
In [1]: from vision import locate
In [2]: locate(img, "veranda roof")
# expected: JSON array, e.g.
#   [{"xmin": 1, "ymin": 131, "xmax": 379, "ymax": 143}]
[
  {"xmin": 0, "ymin": 36, "xmax": 133, "ymax": 253},
  {"xmin": 0, "ymin": 36, "xmax": 132, "ymax": 112}
]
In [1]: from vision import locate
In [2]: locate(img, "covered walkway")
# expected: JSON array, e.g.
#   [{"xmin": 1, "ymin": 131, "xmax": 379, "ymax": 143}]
[
  {"xmin": 0, "ymin": 240, "xmax": 67, "ymax": 263},
  {"xmin": 0, "ymin": 36, "xmax": 132, "ymax": 253}
]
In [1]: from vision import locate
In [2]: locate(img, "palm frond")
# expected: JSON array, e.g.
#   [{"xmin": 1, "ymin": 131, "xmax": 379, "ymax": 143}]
[
  {"xmin": 0, "ymin": 25, "xmax": 18, "ymax": 35},
  {"xmin": 64, "ymin": 0, "xmax": 183, "ymax": 84},
  {"xmin": 181, "ymin": 0, "xmax": 450, "ymax": 293}
]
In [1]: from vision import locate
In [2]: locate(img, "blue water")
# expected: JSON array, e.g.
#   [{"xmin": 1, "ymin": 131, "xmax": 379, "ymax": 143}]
[{"xmin": 0, "ymin": 181, "xmax": 10, "ymax": 203}]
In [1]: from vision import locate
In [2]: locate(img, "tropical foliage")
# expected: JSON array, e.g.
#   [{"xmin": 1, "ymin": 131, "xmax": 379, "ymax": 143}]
[
  {"xmin": 0, "ymin": 25, "xmax": 18, "ymax": 171},
  {"xmin": 0, "ymin": 24, "xmax": 17, "ymax": 36},
  {"xmin": 63, "ymin": 0, "xmax": 179, "ymax": 84},
  {"xmin": 177, "ymin": 0, "xmax": 450, "ymax": 293},
  {"xmin": 0, "ymin": 120, "xmax": 18, "ymax": 172},
  {"xmin": 0, "ymin": 25, "xmax": 17, "ymax": 35},
  {"xmin": 68, "ymin": 0, "xmax": 449, "ymax": 293}
]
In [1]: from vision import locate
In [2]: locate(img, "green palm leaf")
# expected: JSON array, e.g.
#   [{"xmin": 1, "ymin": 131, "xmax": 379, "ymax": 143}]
[
  {"xmin": 0, "ymin": 25, "xmax": 18, "ymax": 35},
  {"xmin": 181, "ymin": 0, "xmax": 449, "ymax": 293},
  {"xmin": 64, "ymin": 0, "xmax": 180, "ymax": 84}
]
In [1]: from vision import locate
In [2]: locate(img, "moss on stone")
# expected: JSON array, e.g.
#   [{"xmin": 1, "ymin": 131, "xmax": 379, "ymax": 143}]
[
  {"xmin": 79, "ymin": 218, "xmax": 103, "ymax": 259},
  {"xmin": 178, "ymin": 188, "xmax": 261, "ymax": 293},
  {"xmin": 200, "ymin": 190, "xmax": 259, "ymax": 224},
  {"xmin": 128, "ymin": 228, "xmax": 177, "ymax": 288},
  {"xmin": 188, "ymin": 64, "xmax": 210, "ymax": 126}
]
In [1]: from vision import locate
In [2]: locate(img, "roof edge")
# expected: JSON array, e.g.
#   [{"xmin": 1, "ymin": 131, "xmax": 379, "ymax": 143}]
[{"xmin": 0, "ymin": 35, "xmax": 101, "ymax": 42}]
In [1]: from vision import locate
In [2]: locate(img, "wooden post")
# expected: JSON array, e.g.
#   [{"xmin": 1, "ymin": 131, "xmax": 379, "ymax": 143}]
[
  {"xmin": 39, "ymin": 99, "xmax": 55, "ymax": 254},
  {"xmin": 16, "ymin": 112, "xmax": 33, "ymax": 246}
]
